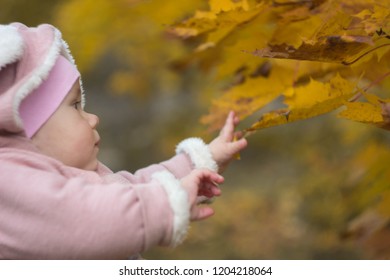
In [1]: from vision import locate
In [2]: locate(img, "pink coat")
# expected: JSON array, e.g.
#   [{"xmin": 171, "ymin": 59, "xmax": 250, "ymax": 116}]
[{"xmin": 0, "ymin": 134, "xmax": 217, "ymax": 259}]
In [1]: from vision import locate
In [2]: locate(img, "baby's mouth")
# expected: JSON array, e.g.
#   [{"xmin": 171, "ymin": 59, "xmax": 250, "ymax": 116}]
[
  {"xmin": 94, "ymin": 132, "xmax": 101, "ymax": 148},
  {"xmin": 95, "ymin": 138, "xmax": 100, "ymax": 148}
]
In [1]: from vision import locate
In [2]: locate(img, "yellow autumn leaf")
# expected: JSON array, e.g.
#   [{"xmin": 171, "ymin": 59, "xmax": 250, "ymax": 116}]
[
  {"xmin": 287, "ymin": 74, "xmax": 356, "ymax": 109},
  {"xmin": 285, "ymin": 75, "xmax": 355, "ymax": 121},
  {"xmin": 209, "ymin": 0, "xmax": 250, "ymax": 13},
  {"xmin": 201, "ymin": 76, "xmax": 285, "ymax": 131},
  {"xmin": 338, "ymin": 102, "xmax": 384, "ymax": 124},
  {"xmin": 170, "ymin": 7, "xmax": 269, "ymax": 73},
  {"xmin": 169, "ymin": 10, "xmax": 217, "ymax": 39},
  {"xmin": 339, "ymin": 93, "xmax": 390, "ymax": 129},
  {"xmin": 198, "ymin": 8, "xmax": 262, "ymax": 51},
  {"xmin": 363, "ymin": 92, "xmax": 382, "ymax": 105},
  {"xmin": 171, "ymin": 0, "xmax": 389, "ymax": 138},
  {"xmin": 212, "ymin": 8, "xmax": 275, "ymax": 79},
  {"xmin": 242, "ymin": 74, "xmax": 356, "ymax": 132},
  {"xmin": 250, "ymin": 34, "xmax": 374, "ymax": 64},
  {"xmin": 270, "ymin": 13, "xmax": 324, "ymax": 49},
  {"xmin": 171, "ymin": 5, "xmax": 262, "ymax": 47},
  {"xmin": 201, "ymin": 64, "xmax": 295, "ymax": 131},
  {"xmin": 315, "ymin": 11, "xmax": 354, "ymax": 38},
  {"xmin": 172, "ymin": 0, "xmax": 390, "ymax": 258},
  {"xmin": 355, "ymin": 5, "xmax": 390, "ymax": 35},
  {"xmin": 244, "ymin": 109, "xmax": 290, "ymax": 133}
]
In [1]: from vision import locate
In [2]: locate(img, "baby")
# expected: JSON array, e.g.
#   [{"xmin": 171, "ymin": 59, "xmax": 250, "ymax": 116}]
[{"xmin": 0, "ymin": 23, "xmax": 247, "ymax": 259}]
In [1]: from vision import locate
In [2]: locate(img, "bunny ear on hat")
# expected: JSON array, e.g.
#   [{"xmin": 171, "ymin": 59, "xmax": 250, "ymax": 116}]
[
  {"xmin": 0, "ymin": 25, "xmax": 24, "ymax": 70},
  {"xmin": 0, "ymin": 22, "xmax": 82, "ymax": 136}
]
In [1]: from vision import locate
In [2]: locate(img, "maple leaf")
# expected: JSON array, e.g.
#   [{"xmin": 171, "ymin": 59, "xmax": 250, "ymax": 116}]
[
  {"xmin": 270, "ymin": 10, "xmax": 324, "ymax": 49},
  {"xmin": 201, "ymin": 64, "xmax": 295, "ymax": 131},
  {"xmin": 169, "ymin": 11, "xmax": 217, "ymax": 39},
  {"xmin": 244, "ymin": 74, "xmax": 356, "ymax": 134},
  {"xmin": 168, "ymin": 5, "xmax": 262, "ymax": 48},
  {"xmin": 171, "ymin": 0, "xmax": 390, "ymax": 135},
  {"xmin": 247, "ymin": 1, "xmax": 390, "ymax": 65},
  {"xmin": 248, "ymin": 35, "xmax": 374, "ymax": 64},
  {"xmin": 339, "ymin": 93, "xmax": 390, "ymax": 130},
  {"xmin": 209, "ymin": 0, "xmax": 251, "ymax": 13},
  {"xmin": 354, "ymin": 5, "xmax": 390, "ymax": 36}
]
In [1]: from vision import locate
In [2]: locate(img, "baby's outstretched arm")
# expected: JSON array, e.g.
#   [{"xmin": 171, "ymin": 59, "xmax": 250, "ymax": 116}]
[
  {"xmin": 180, "ymin": 169, "xmax": 224, "ymax": 221},
  {"xmin": 208, "ymin": 111, "xmax": 248, "ymax": 173}
]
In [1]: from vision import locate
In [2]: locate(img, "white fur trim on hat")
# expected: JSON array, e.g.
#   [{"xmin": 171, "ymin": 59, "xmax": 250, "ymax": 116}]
[
  {"xmin": 0, "ymin": 25, "xmax": 24, "ymax": 70},
  {"xmin": 176, "ymin": 137, "xmax": 218, "ymax": 172},
  {"xmin": 151, "ymin": 171, "xmax": 190, "ymax": 247},
  {"xmin": 12, "ymin": 26, "xmax": 84, "ymax": 129},
  {"xmin": 13, "ymin": 28, "xmax": 64, "ymax": 129},
  {"xmin": 60, "ymin": 38, "xmax": 85, "ymax": 108}
]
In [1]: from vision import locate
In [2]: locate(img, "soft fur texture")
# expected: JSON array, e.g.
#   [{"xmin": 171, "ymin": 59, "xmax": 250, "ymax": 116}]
[
  {"xmin": 176, "ymin": 138, "xmax": 219, "ymax": 205},
  {"xmin": 59, "ymin": 36, "xmax": 85, "ymax": 108},
  {"xmin": 152, "ymin": 171, "xmax": 190, "ymax": 247},
  {"xmin": 0, "ymin": 25, "xmax": 24, "ymax": 70},
  {"xmin": 0, "ymin": 25, "xmax": 23, "ymax": 70},
  {"xmin": 176, "ymin": 137, "xmax": 218, "ymax": 172},
  {"xmin": 13, "ymin": 27, "xmax": 62, "ymax": 129},
  {"xmin": 0, "ymin": 23, "xmax": 85, "ymax": 136}
]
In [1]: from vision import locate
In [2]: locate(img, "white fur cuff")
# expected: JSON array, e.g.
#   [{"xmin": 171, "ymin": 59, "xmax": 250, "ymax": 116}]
[
  {"xmin": 151, "ymin": 171, "xmax": 190, "ymax": 247},
  {"xmin": 176, "ymin": 138, "xmax": 218, "ymax": 172}
]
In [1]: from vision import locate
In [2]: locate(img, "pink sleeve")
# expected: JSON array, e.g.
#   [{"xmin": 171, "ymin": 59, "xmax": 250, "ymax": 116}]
[
  {"xmin": 112, "ymin": 153, "xmax": 193, "ymax": 184},
  {"xmin": 112, "ymin": 137, "xmax": 219, "ymax": 184},
  {"xmin": 0, "ymin": 159, "xmax": 187, "ymax": 259}
]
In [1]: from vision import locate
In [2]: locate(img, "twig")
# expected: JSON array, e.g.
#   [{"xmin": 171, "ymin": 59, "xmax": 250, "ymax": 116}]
[
  {"xmin": 342, "ymin": 43, "xmax": 390, "ymax": 66},
  {"xmin": 349, "ymin": 71, "xmax": 390, "ymax": 102}
]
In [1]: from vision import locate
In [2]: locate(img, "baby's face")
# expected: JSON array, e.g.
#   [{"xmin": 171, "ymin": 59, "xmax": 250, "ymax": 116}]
[{"xmin": 31, "ymin": 80, "xmax": 100, "ymax": 171}]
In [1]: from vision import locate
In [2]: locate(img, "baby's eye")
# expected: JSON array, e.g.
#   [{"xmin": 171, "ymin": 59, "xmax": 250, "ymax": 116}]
[{"xmin": 73, "ymin": 101, "xmax": 82, "ymax": 110}]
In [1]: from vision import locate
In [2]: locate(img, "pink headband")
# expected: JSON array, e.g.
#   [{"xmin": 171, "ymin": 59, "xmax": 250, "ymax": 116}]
[{"xmin": 19, "ymin": 56, "xmax": 80, "ymax": 138}]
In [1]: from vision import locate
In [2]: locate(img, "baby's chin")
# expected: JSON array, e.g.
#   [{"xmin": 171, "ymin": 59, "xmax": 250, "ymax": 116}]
[
  {"xmin": 83, "ymin": 148, "xmax": 100, "ymax": 171},
  {"xmin": 70, "ymin": 156, "xmax": 99, "ymax": 171},
  {"xmin": 83, "ymin": 158, "xmax": 99, "ymax": 171}
]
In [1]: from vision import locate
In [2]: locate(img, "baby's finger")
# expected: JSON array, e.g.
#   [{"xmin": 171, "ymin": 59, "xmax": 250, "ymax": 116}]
[
  {"xmin": 191, "ymin": 206, "xmax": 215, "ymax": 221},
  {"xmin": 210, "ymin": 183, "xmax": 222, "ymax": 196},
  {"xmin": 230, "ymin": 137, "xmax": 248, "ymax": 155},
  {"xmin": 208, "ymin": 172, "xmax": 224, "ymax": 185},
  {"xmin": 234, "ymin": 130, "xmax": 244, "ymax": 140},
  {"xmin": 198, "ymin": 181, "xmax": 222, "ymax": 197},
  {"xmin": 197, "ymin": 168, "xmax": 223, "ymax": 182},
  {"xmin": 220, "ymin": 111, "xmax": 235, "ymax": 141},
  {"xmin": 234, "ymin": 115, "xmax": 240, "ymax": 126},
  {"xmin": 198, "ymin": 188, "xmax": 214, "ymax": 198}
]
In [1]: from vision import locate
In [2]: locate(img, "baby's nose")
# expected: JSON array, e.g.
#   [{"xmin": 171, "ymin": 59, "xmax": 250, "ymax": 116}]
[{"xmin": 86, "ymin": 112, "xmax": 99, "ymax": 129}]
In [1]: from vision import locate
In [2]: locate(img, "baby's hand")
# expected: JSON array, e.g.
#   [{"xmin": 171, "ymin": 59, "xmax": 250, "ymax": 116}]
[
  {"xmin": 180, "ymin": 169, "xmax": 224, "ymax": 221},
  {"xmin": 208, "ymin": 111, "xmax": 248, "ymax": 173}
]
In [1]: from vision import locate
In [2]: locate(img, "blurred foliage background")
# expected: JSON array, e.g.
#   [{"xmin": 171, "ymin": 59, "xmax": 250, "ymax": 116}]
[{"xmin": 2, "ymin": 0, "xmax": 390, "ymax": 259}]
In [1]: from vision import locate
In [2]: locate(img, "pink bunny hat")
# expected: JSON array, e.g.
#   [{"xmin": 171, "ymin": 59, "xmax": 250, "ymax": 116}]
[{"xmin": 0, "ymin": 23, "xmax": 83, "ymax": 138}]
